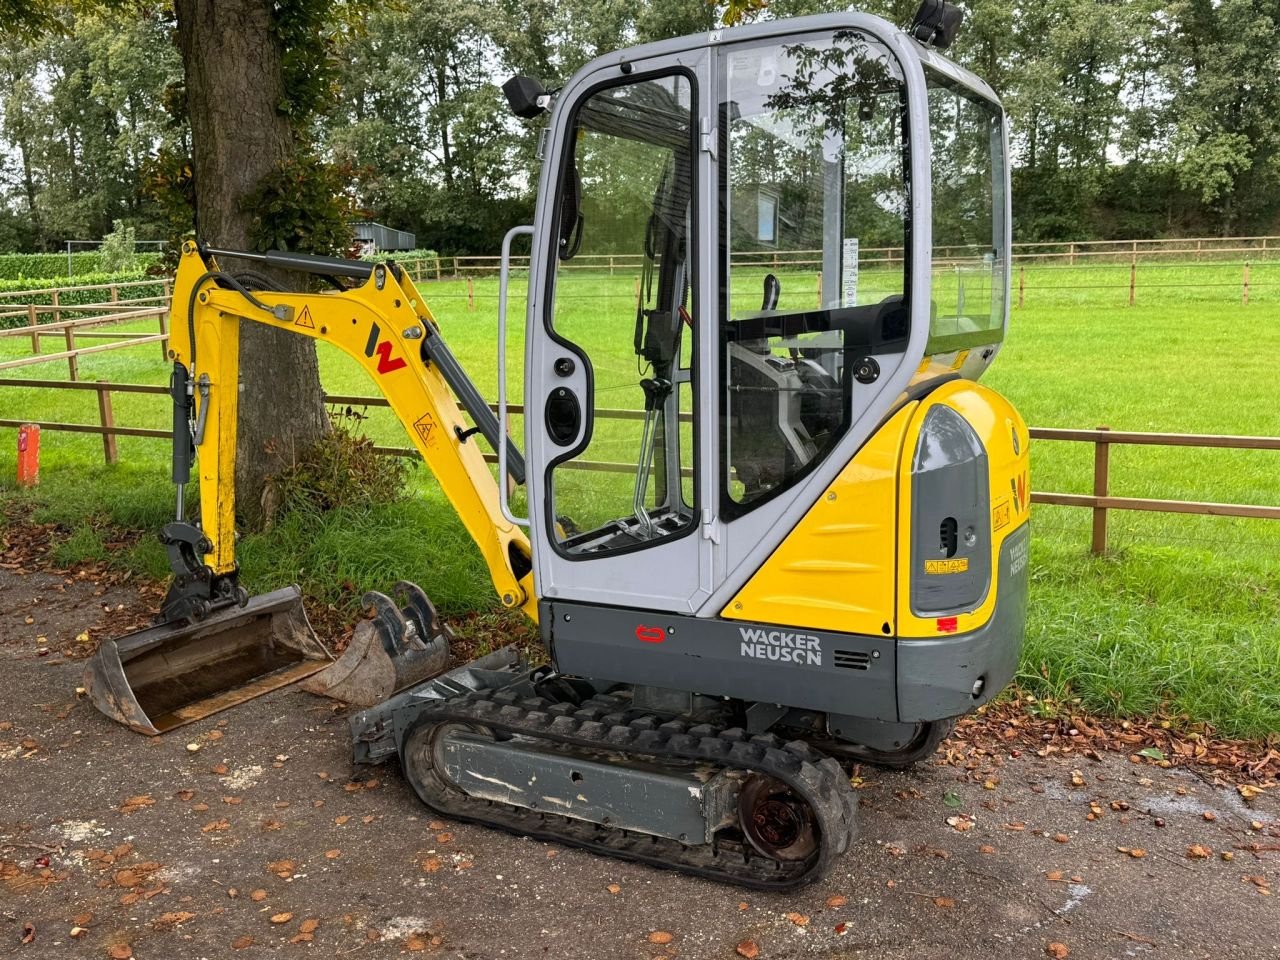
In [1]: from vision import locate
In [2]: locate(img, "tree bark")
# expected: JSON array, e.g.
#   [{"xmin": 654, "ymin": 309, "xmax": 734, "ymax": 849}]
[{"xmin": 174, "ymin": 0, "xmax": 329, "ymax": 528}]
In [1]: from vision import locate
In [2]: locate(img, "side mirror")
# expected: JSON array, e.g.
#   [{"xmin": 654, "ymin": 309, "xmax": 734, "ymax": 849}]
[{"xmin": 503, "ymin": 75, "xmax": 550, "ymax": 119}]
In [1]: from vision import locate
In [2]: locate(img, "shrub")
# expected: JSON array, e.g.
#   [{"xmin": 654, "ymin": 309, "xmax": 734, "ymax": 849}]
[
  {"xmin": 264, "ymin": 415, "xmax": 409, "ymax": 524},
  {"xmin": 98, "ymin": 221, "xmax": 139, "ymax": 274}
]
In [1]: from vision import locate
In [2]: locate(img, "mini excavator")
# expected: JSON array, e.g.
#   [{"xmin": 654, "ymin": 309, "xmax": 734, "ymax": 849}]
[{"xmin": 86, "ymin": 3, "xmax": 1030, "ymax": 888}]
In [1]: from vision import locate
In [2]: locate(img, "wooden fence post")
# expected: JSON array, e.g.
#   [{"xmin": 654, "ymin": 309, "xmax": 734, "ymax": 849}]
[
  {"xmin": 97, "ymin": 383, "xmax": 118, "ymax": 465},
  {"xmin": 110, "ymin": 284, "xmax": 118, "ymax": 303},
  {"xmin": 1243, "ymin": 262, "xmax": 1251, "ymax": 305},
  {"xmin": 1017, "ymin": 265, "xmax": 1025, "ymax": 308},
  {"xmin": 435, "ymin": 257, "xmax": 442, "ymax": 282},
  {"xmin": 160, "ymin": 281, "xmax": 172, "ymax": 360},
  {"xmin": 467, "ymin": 277, "xmax": 475, "ymax": 311},
  {"xmin": 1069, "ymin": 242, "xmax": 1076, "ymax": 266},
  {"xmin": 51, "ymin": 289, "xmax": 60, "ymax": 326},
  {"xmin": 27, "ymin": 303, "xmax": 38, "ymax": 353},
  {"xmin": 1091, "ymin": 425, "xmax": 1111, "ymax": 556},
  {"xmin": 1129, "ymin": 257, "xmax": 1136, "ymax": 307},
  {"xmin": 64, "ymin": 325, "xmax": 78, "ymax": 381}
]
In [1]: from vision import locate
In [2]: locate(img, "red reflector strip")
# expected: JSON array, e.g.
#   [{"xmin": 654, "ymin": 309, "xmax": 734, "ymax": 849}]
[
  {"xmin": 635, "ymin": 625, "xmax": 665, "ymax": 643},
  {"xmin": 936, "ymin": 617, "xmax": 959, "ymax": 634}
]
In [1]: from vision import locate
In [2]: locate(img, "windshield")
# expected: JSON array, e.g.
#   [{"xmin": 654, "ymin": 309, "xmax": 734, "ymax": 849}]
[{"xmin": 925, "ymin": 68, "xmax": 1007, "ymax": 353}]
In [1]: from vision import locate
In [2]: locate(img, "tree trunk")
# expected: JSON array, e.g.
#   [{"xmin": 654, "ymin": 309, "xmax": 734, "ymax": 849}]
[{"xmin": 174, "ymin": 0, "xmax": 329, "ymax": 529}]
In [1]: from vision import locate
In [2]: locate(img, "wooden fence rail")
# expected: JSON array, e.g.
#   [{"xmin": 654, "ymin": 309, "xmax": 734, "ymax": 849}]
[{"xmin": 3, "ymin": 378, "xmax": 1277, "ymax": 555}]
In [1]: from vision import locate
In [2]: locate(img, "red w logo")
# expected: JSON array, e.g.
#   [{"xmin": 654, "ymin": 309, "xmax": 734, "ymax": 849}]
[
  {"xmin": 1015, "ymin": 472, "xmax": 1029, "ymax": 512},
  {"xmin": 364, "ymin": 322, "xmax": 407, "ymax": 374}
]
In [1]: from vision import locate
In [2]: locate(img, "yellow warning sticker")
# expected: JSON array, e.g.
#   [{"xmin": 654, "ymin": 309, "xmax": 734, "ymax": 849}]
[
  {"xmin": 993, "ymin": 500, "xmax": 1011, "ymax": 532},
  {"xmin": 925, "ymin": 558, "xmax": 969, "ymax": 575},
  {"xmin": 294, "ymin": 305, "xmax": 315, "ymax": 329}
]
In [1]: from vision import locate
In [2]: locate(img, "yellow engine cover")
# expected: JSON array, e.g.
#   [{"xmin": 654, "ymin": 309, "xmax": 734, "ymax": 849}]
[
  {"xmin": 722, "ymin": 381, "xmax": 1029, "ymax": 638},
  {"xmin": 721, "ymin": 401, "xmax": 917, "ymax": 636}
]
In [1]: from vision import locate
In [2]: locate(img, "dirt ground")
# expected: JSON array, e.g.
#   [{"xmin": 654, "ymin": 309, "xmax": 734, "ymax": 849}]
[{"xmin": 1, "ymin": 565, "xmax": 1277, "ymax": 960}]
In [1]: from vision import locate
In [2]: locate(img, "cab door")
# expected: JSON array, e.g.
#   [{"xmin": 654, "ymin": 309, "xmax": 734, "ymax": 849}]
[{"xmin": 524, "ymin": 49, "xmax": 715, "ymax": 614}]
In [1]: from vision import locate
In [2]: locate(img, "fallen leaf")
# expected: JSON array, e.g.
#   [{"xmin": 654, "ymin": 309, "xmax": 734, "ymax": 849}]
[
  {"xmin": 826, "ymin": 894, "xmax": 847, "ymax": 908},
  {"xmin": 334, "ymin": 815, "xmax": 350, "ymax": 825},
  {"xmin": 1070, "ymin": 770, "xmax": 1085, "ymax": 787},
  {"xmin": 1004, "ymin": 822, "xmax": 1026, "ymax": 831},
  {"xmin": 299, "ymin": 919, "xmax": 319, "ymax": 934},
  {"xmin": 648, "ymin": 930, "xmax": 674, "ymax": 944},
  {"xmin": 785, "ymin": 911, "xmax": 810, "ymax": 926},
  {"xmin": 249, "ymin": 889, "xmax": 267, "ymax": 902},
  {"xmin": 606, "ymin": 884, "xmax": 621, "ymax": 894},
  {"xmin": 943, "ymin": 790, "xmax": 963, "ymax": 808},
  {"xmin": 118, "ymin": 795, "xmax": 155, "ymax": 814},
  {"xmin": 979, "ymin": 844, "xmax": 997, "ymax": 854},
  {"xmin": 201, "ymin": 818, "xmax": 231, "ymax": 833},
  {"xmin": 261, "ymin": 820, "xmax": 282, "ymax": 832},
  {"xmin": 267, "ymin": 860, "xmax": 295, "ymax": 879},
  {"xmin": 175, "ymin": 790, "xmax": 195, "ymax": 802},
  {"xmin": 421, "ymin": 858, "xmax": 441, "ymax": 873},
  {"xmin": 736, "ymin": 940, "xmax": 760, "ymax": 958},
  {"xmin": 738, "ymin": 902, "xmax": 749, "ymax": 911},
  {"xmin": 222, "ymin": 796, "xmax": 242, "ymax": 806},
  {"xmin": 20, "ymin": 922, "xmax": 35, "ymax": 944},
  {"xmin": 73, "ymin": 913, "xmax": 93, "ymax": 927},
  {"xmin": 1186, "ymin": 845, "xmax": 1211, "ymax": 859},
  {"xmin": 1202, "ymin": 811, "xmax": 1216, "ymax": 822},
  {"xmin": 108, "ymin": 945, "xmax": 133, "ymax": 959},
  {"xmin": 186, "ymin": 742, "xmax": 201, "ymax": 753},
  {"xmin": 947, "ymin": 815, "xmax": 975, "ymax": 833},
  {"xmin": 270, "ymin": 912, "xmax": 294, "ymax": 924},
  {"xmin": 406, "ymin": 934, "xmax": 427, "ymax": 951},
  {"xmin": 435, "ymin": 832, "xmax": 453, "ymax": 844},
  {"xmin": 1046, "ymin": 943, "xmax": 1069, "ymax": 959},
  {"xmin": 192, "ymin": 803, "xmax": 210, "ymax": 812},
  {"xmin": 325, "ymin": 849, "xmax": 341, "ymax": 860},
  {"xmin": 1045, "ymin": 870, "xmax": 1064, "ymax": 881},
  {"xmin": 933, "ymin": 897, "xmax": 955, "ymax": 909},
  {"xmin": 1128, "ymin": 848, "xmax": 1147, "ymax": 859},
  {"xmin": 1137, "ymin": 747, "xmax": 1164, "ymax": 761},
  {"xmin": 153, "ymin": 911, "xmax": 196, "ymax": 929},
  {"xmin": 70, "ymin": 927, "xmax": 87, "ymax": 939},
  {"xmin": 1053, "ymin": 833, "xmax": 1070, "ymax": 844},
  {"xmin": 232, "ymin": 935, "xmax": 254, "ymax": 950},
  {"xmin": 211, "ymin": 763, "xmax": 228, "ymax": 775},
  {"xmin": 1238, "ymin": 785, "xmax": 1263, "ymax": 801},
  {"xmin": 428, "ymin": 821, "xmax": 446, "ymax": 830}
]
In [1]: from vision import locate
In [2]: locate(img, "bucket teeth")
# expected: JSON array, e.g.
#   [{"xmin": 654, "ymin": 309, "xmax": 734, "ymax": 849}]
[{"xmin": 301, "ymin": 582, "xmax": 450, "ymax": 707}]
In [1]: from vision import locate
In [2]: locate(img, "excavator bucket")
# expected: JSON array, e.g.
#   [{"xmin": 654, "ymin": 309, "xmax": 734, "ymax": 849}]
[
  {"xmin": 301, "ymin": 581, "xmax": 452, "ymax": 708},
  {"xmin": 84, "ymin": 586, "xmax": 330, "ymax": 736}
]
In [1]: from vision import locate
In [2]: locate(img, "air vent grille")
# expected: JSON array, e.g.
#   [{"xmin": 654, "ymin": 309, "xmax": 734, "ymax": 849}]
[{"xmin": 833, "ymin": 649, "xmax": 871, "ymax": 671}]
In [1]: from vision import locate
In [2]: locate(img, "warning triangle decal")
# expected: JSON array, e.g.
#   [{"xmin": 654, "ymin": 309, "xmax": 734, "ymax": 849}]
[{"xmin": 295, "ymin": 306, "xmax": 315, "ymax": 329}]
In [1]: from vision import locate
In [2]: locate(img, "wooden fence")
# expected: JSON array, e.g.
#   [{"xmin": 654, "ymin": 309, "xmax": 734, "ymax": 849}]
[
  {"xmin": 3, "ymin": 377, "xmax": 1277, "ymax": 556},
  {"xmin": 393, "ymin": 234, "xmax": 1280, "ymax": 281}
]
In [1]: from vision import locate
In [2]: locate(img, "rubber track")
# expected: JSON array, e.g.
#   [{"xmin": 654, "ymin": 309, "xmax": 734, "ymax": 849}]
[{"xmin": 399, "ymin": 687, "xmax": 858, "ymax": 889}]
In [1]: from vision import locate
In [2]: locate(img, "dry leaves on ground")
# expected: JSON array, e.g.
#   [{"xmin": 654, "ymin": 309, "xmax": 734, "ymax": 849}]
[
  {"xmin": 736, "ymin": 940, "xmax": 760, "ymax": 958},
  {"xmin": 648, "ymin": 930, "xmax": 674, "ymax": 944}
]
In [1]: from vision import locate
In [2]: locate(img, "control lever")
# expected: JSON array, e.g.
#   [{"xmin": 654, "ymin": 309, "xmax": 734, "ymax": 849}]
[{"xmin": 632, "ymin": 377, "xmax": 672, "ymax": 539}]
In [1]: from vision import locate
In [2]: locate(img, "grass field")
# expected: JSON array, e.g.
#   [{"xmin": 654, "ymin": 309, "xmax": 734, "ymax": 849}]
[{"xmin": 1, "ymin": 258, "xmax": 1278, "ymax": 737}]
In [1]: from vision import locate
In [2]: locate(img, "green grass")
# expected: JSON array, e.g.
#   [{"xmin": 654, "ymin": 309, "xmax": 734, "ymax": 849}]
[{"xmin": 1, "ymin": 259, "xmax": 1278, "ymax": 737}]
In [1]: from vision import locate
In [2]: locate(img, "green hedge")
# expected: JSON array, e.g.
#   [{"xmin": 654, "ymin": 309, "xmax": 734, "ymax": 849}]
[
  {"xmin": 361, "ymin": 249, "xmax": 440, "ymax": 272},
  {"xmin": 0, "ymin": 251, "xmax": 163, "ymax": 281},
  {"xmin": 0, "ymin": 272, "xmax": 167, "ymax": 329}
]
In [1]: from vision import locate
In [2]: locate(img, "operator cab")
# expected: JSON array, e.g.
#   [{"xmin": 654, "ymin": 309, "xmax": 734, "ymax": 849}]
[{"xmin": 511, "ymin": 4, "xmax": 1010, "ymax": 614}]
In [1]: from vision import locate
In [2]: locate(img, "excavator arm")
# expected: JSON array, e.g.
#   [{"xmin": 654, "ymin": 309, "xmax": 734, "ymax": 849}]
[
  {"xmin": 168, "ymin": 241, "xmax": 537, "ymax": 623},
  {"xmin": 82, "ymin": 241, "xmax": 537, "ymax": 735}
]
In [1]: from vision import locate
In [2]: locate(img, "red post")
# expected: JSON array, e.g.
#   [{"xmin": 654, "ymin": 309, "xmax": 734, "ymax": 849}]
[{"xmin": 17, "ymin": 424, "xmax": 40, "ymax": 486}]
